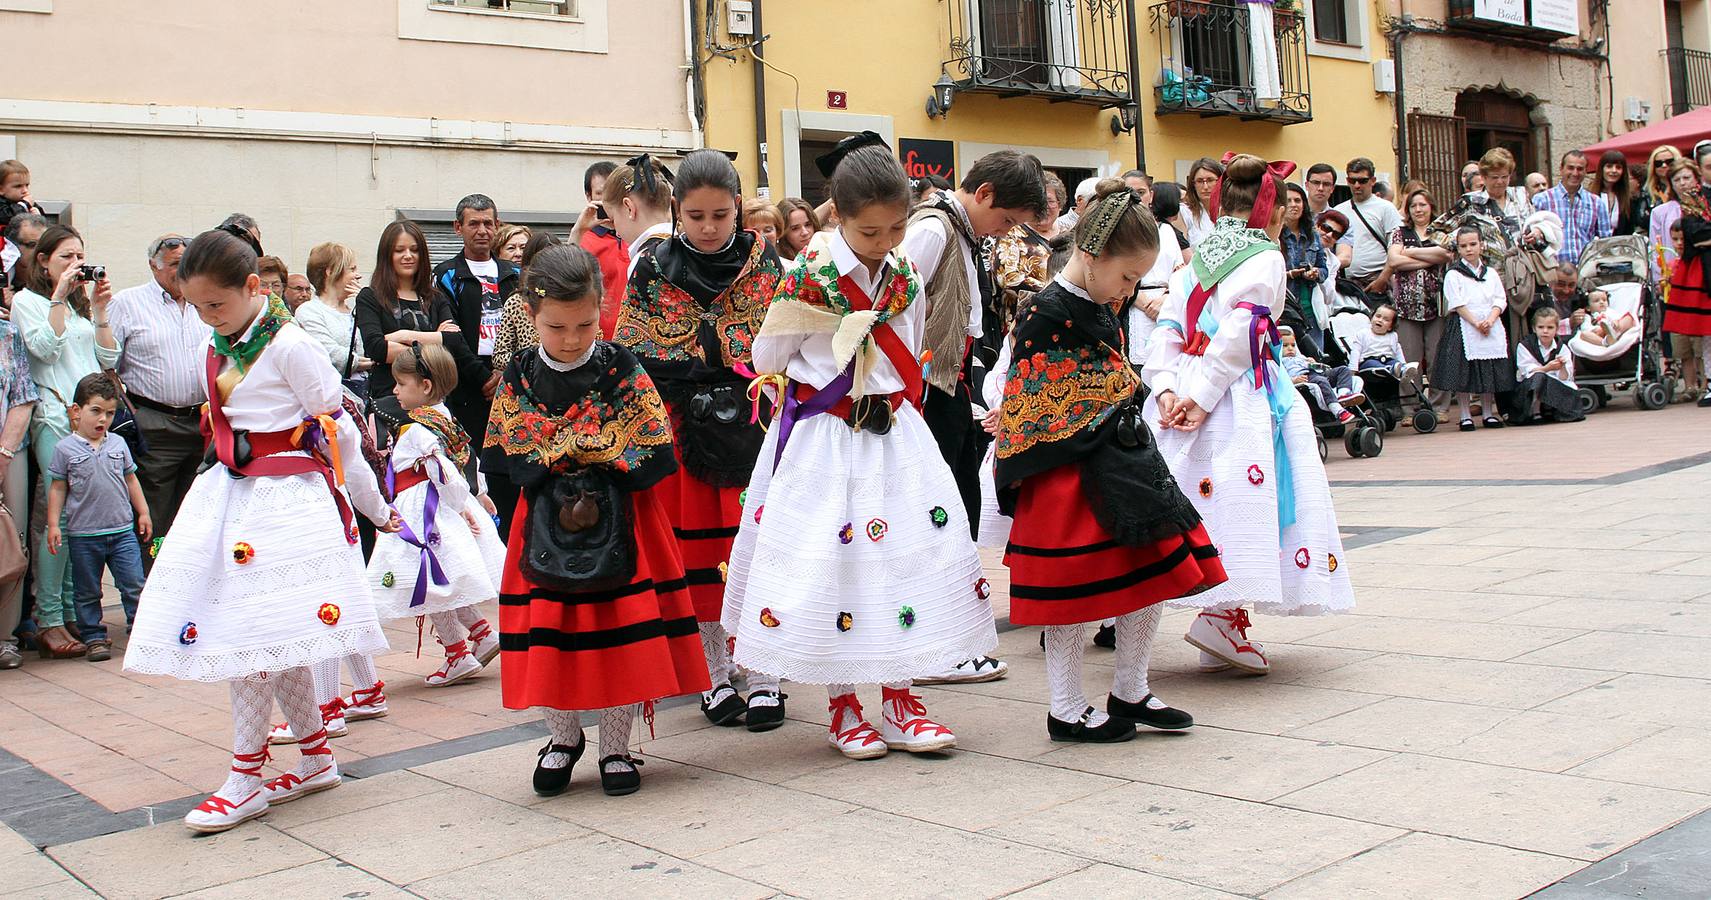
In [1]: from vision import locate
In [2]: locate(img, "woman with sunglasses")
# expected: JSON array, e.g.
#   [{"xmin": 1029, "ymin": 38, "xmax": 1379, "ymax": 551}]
[{"xmin": 1643, "ymin": 145, "xmax": 1683, "ymax": 225}]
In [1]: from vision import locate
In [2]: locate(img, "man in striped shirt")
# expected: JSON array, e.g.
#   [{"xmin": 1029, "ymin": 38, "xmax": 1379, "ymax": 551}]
[
  {"xmin": 1531, "ymin": 150, "xmax": 1612, "ymax": 266},
  {"xmin": 108, "ymin": 234, "xmax": 209, "ymax": 565}
]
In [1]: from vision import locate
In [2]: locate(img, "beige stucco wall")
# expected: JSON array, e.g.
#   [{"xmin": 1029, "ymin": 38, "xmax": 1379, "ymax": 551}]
[
  {"xmin": 18, "ymin": 131, "xmax": 614, "ymax": 287},
  {"xmin": 0, "ymin": 0, "xmax": 689, "ymax": 133},
  {"xmin": 1608, "ymin": 2, "xmax": 1671, "ymax": 132}
]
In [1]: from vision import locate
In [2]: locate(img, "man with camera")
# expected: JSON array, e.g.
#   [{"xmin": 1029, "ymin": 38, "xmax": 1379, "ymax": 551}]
[{"xmin": 108, "ymin": 233, "xmax": 209, "ymax": 566}]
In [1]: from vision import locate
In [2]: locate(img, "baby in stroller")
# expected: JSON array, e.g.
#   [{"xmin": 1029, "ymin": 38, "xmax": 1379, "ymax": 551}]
[
  {"xmin": 1281, "ymin": 326, "xmax": 1361, "ymax": 424},
  {"xmin": 1348, "ymin": 304, "xmax": 1421, "ymax": 383},
  {"xmin": 1575, "ymin": 290, "xmax": 1629, "ymax": 347}
]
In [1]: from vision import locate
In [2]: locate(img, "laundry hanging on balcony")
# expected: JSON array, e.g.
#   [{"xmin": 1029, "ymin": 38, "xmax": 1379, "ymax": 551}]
[{"xmin": 1239, "ymin": 0, "xmax": 1281, "ymax": 101}]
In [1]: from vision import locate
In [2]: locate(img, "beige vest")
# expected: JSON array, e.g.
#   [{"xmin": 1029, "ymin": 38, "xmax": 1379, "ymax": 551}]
[{"xmin": 911, "ymin": 206, "xmax": 974, "ymax": 394}]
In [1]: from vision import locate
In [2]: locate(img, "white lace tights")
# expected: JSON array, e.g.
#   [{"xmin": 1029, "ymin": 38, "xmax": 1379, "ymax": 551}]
[
  {"xmin": 1044, "ymin": 606, "xmax": 1164, "ymax": 725},
  {"xmin": 540, "ymin": 706, "xmax": 637, "ymax": 774},
  {"xmin": 221, "ymin": 667, "xmax": 328, "ymax": 800},
  {"xmin": 310, "ymin": 653, "xmax": 381, "ymax": 706},
  {"xmin": 430, "ymin": 611, "xmax": 468, "ymax": 647},
  {"xmin": 699, "ymin": 622, "xmax": 734, "ymax": 690},
  {"xmin": 452, "ymin": 606, "xmax": 484, "ymax": 629}
]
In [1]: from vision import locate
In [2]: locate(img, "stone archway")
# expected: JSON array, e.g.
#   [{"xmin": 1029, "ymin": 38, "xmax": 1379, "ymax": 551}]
[{"xmin": 1456, "ymin": 86, "xmax": 1548, "ymax": 177}]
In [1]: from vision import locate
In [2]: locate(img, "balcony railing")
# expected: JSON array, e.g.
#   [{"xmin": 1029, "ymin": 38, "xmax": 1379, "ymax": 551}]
[
  {"xmin": 1148, "ymin": 1, "xmax": 1311, "ymax": 124},
  {"xmin": 944, "ymin": 0, "xmax": 1136, "ymax": 107},
  {"xmin": 1664, "ymin": 48, "xmax": 1711, "ymax": 117}
]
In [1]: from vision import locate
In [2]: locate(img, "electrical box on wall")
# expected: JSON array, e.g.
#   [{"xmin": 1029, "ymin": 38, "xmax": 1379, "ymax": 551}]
[
  {"xmin": 1372, "ymin": 60, "xmax": 1395, "ymax": 94},
  {"xmin": 727, "ymin": 0, "xmax": 754, "ymax": 36},
  {"xmin": 1624, "ymin": 96, "xmax": 1652, "ymax": 124}
]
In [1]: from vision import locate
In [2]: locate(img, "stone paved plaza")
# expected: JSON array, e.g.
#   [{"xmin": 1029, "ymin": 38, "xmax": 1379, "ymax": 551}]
[{"xmin": 4, "ymin": 402, "xmax": 1711, "ymax": 899}]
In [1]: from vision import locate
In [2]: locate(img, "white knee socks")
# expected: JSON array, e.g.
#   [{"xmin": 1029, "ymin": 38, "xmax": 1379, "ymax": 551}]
[
  {"xmin": 343, "ymin": 653, "xmax": 379, "ymax": 693},
  {"xmin": 699, "ymin": 622, "xmax": 735, "ymax": 693},
  {"xmin": 310, "ymin": 657, "xmax": 341, "ymax": 707},
  {"xmin": 225, "ymin": 676, "xmax": 273, "ymax": 799},
  {"xmin": 273, "ymin": 666, "xmax": 333, "ymax": 777},
  {"xmin": 1044, "ymin": 623, "xmax": 1109, "ymax": 726},
  {"xmin": 430, "ymin": 611, "xmax": 468, "ymax": 647},
  {"xmin": 599, "ymin": 705, "xmax": 636, "ymax": 772},
  {"xmin": 452, "ymin": 605, "xmax": 484, "ymax": 629},
  {"xmin": 541, "ymin": 709, "xmax": 583, "ymax": 769},
  {"xmin": 1111, "ymin": 606, "xmax": 1163, "ymax": 704}
]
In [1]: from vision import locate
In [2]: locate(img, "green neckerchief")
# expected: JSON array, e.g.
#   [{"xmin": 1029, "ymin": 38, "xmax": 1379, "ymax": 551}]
[
  {"xmin": 1192, "ymin": 216, "xmax": 1277, "ymax": 288},
  {"xmin": 212, "ymin": 304, "xmax": 288, "ymax": 373}
]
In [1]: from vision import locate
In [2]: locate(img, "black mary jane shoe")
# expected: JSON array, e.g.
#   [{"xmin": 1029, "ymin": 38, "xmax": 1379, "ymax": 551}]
[
  {"xmin": 599, "ymin": 755, "xmax": 644, "ymax": 796},
  {"xmin": 1458, "ymin": 419, "xmax": 1476, "ymax": 432},
  {"xmin": 700, "ymin": 683, "xmax": 747, "ymax": 726},
  {"xmin": 1107, "ymin": 693, "xmax": 1194, "ymax": 731},
  {"xmin": 744, "ymin": 690, "xmax": 788, "ymax": 733},
  {"xmin": 1092, "ymin": 623, "xmax": 1117, "ymax": 649},
  {"xmin": 1482, "ymin": 416, "xmax": 1505, "ymax": 429},
  {"xmin": 533, "ymin": 734, "xmax": 586, "ymax": 797},
  {"xmin": 1047, "ymin": 707, "xmax": 1136, "ymax": 743}
]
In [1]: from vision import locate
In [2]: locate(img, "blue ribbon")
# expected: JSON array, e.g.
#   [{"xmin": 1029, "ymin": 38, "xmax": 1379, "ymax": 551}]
[{"xmin": 1197, "ymin": 304, "xmax": 1296, "ymax": 534}]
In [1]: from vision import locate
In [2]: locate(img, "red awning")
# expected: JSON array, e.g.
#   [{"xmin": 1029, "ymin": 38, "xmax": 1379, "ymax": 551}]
[{"xmin": 1584, "ymin": 107, "xmax": 1711, "ymax": 164}]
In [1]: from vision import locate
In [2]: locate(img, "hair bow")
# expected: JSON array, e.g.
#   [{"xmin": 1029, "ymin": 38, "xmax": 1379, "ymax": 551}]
[
  {"xmin": 816, "ymin": 131, "xmax": 890, "ymax": 178},
  {"xmin": 1209, "ymin": 153, "xmax": 1299, "ymax": 229},
  {"xmin": 625, "ymin": 153, "xmax": 675, "ymax": 196}
]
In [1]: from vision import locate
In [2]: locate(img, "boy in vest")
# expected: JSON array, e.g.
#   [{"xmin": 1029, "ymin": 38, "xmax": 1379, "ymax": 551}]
[{"xmin": 905, "ymin": 150, "xmax": 1047, "ymax": 686}]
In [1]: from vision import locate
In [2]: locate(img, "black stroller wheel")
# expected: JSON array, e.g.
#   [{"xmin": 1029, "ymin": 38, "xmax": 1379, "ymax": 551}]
[
  {"xmin": 1574, "ymin": 388, "xmax": 1600, "ymax": 415},
  {"xmin": 1639, "ymin": 382, "xmax": 1670, "ymax": 410},
  {"xmin": 1344, "ymin": 428, "xmax": 1365, "ymax": 458},
  {"xmin": 1412, "ymin": 409, "xmax": 1438, "ymax": 433},
  {"xmin": 1360, "ymin": 427, "xmax": 1384, "ymax": 457},
  {"xmin": 1317, "ymin": 430, "xmax": 1329, "ymax": 462}
]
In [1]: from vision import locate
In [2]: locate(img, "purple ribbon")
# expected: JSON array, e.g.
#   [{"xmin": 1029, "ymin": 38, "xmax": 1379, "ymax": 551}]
[
  {"xmin": 386, "ymin": 456, "xmax": 450, "ymax": 608},
  {"xmin": 771, "ymin": 363, "xmax": 856, "ymax": 472},
  {"xmin": 1234, "ymin": 301, "xmax": 1280, "ymax": 393}
]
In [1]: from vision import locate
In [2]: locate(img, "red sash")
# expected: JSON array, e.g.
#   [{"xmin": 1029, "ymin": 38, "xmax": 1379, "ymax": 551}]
[
  {"xmin": 835, "ymin": 273, "xmax": 923, "ymax": 410},
  {"xmin": 204, "ymin": 349, "xmax": 358, "ymax": 543}
]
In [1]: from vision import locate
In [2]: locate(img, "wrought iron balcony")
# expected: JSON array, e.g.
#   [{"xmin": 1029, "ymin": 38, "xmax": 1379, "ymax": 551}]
[
  {"xmin": 1663, "ymin": 47, "xmax": 1711, "ymax": 117},
  {"xmin": 943, "ymin": 0, "xmax": 1136, "ymax": 107},
  {"xmin": 1148, "ymin": 1, "xmax": 1311, "ymax": 124}
]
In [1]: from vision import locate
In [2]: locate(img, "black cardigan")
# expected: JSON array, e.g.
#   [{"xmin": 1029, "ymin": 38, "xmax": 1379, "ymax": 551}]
[{"xmin": 353, "ymin": 286, "xmax": 479, "ymax": 403}]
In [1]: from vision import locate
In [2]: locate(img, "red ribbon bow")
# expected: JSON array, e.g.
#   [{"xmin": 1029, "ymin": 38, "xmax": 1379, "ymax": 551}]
[{"xmin": 1208, "ymin": 153, "xmax": 1299, "ymax": 229}]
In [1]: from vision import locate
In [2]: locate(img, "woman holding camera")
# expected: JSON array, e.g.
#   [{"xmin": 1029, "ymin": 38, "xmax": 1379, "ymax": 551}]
[{"xmin": 11, "ymin": 225, "xmax": 119, "ymax": 658}]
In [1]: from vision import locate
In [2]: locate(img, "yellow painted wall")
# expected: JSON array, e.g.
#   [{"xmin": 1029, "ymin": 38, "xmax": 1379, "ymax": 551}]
[{"xmin": 702, "ymin": 0, "xmax": 1399, "ymax": 195}]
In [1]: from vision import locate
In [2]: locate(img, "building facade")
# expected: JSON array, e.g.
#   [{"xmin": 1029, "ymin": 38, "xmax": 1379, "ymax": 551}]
[
  {"xmin": 700, "ymin": 0, "xmax": 1399, "ymax": 205},
  {"xmin": 1394, "ymin": 1, "xmax": 1683, "ymax": 206},
  {"xmin": 0, "ymin": 0, "xmax": 696, "ymax": 286}
]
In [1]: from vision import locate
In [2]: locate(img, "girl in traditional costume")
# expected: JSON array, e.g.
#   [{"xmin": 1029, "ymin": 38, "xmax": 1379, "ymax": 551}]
[
  {"xmin": 1144, "ymin": 154, "xmax": 1355, "ymax": 676},
  {"xmin": 723, "ymin": 136, "xmax": 997, "ymax": 759},
  {"xmin": 484, "ymin": 245, "xmax": 708, "ymax": 797},
  {"xmin": 997, "ymin": 180, "xmax": 1227, "ymax": 742},
  {"xmin": 123, "ymin": 230, "xmax": 400, "ymax": 832},
  {"xmin": 367, "ymin": 341, "xmax": 505, "ymax": 686},
  {"xmin": 615, "ymin": 150, "xmax": 788, "ymax": 730}
]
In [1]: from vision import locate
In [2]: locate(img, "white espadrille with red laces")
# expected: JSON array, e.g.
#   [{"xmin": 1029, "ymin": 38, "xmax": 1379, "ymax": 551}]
[
  {"xmin": 425, "ymin": 640, "xmax": 483, "ymax": 687},
  {"xmin": 1185, "ymin": 608, "xmax": 1269, "ymax": 674},
  {"xmin": 267, "ymin": 697, "xmax": 347, "ymax": 745},
  {"xmin": 342, "ymin": 682, "xmax": 389, "ymax": 720},
  {"xmin": 263, "ymin": 728, "xmax": 340, "ymax": 805},
  {"xmin": 879, "ymin": 687, "xmax": 957, "ymax": 753},
  {"xmin": 468, "ymin": 618, "xmax": 501, "ymax": 667},
  {"xmin": 827, "ymin": 693, "xmax": 888, "ymax": 760},
  {"xmin": 184, "ymin": 749, "xmax": 271, "ymax": 833}
]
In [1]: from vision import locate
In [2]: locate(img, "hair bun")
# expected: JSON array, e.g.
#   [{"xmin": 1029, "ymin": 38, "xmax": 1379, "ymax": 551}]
[
  {"xmin": 1222, "ymin": 154, "xmax": 1269, "ymax": 185},
  {"xmin": 1091, "ymin": 178, "xmax": 1130, "ymax": 201}
]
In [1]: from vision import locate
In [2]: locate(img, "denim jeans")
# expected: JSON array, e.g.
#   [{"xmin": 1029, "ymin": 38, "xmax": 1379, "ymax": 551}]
[{"xmin": 68, "ymin": 530, "xmax": 144, "ymax": 644}]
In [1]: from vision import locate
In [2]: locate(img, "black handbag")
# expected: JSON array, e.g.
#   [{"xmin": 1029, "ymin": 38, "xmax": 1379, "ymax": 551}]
[
  {"xmin": 674, "ymin": 382, "xmax": 765, "ymax": 487},
  {"xmin": 1077, "ymin": 402, "xmax": 1204, "ymax": 547},
  {"xmin": 522, "ymin": 469, "xmax": 636, "ymax": 591}
]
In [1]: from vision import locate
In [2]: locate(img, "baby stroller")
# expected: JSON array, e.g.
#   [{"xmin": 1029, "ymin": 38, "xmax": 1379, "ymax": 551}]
[
  {"xmin": 1566, "ymin": 234, "xmax": 1671, "ymax": 412},
  {"xmin": 1326, "ymin": 308, "xmax": 1438, "ymax": 437},
  {"xmin": 1295, "ymin": 370, "xmax": 1387, "ymax": 461}
]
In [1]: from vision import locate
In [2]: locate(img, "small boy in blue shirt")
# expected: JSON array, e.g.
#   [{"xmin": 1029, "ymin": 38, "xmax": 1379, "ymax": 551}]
[{"xmin": 46, "ymin": 372, "xmax": 152, "ymax": 662}]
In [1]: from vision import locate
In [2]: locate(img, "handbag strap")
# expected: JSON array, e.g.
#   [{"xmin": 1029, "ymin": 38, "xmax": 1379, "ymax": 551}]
[{"xmin": 1349, "ymin": 201, "xmax": 1387, "ymax": 247}]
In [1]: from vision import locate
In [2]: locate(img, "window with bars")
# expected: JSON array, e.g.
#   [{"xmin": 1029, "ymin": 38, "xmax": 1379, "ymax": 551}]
[{"xmin": 432, "ymin": 0, "xmax": 578, "ymax": 17}]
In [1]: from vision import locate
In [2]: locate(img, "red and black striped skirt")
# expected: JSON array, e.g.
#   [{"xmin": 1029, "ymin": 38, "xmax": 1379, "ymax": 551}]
[
  {"xmin": 1666, "ymin": 257, "xmax": 1711, "ymax": 337},
  {"xmin": 1004, "ymin": 464, "xmax": 1227, "ymax": 626},
  {"xmin": 499, "ymin": 487, "xmax": 710, "ymax": 711},
  {"xmin": 653, "ymin": 458, "xmax": 744, "ymax": 623}
]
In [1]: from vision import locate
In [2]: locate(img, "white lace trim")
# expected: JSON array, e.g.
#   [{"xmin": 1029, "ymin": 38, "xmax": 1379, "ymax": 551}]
[
  {"xmin": 124, "ymin": 626, "xmax": 389, "ymax": 684},
  {"xmin": 538, "ymin": 342, "xmax": 595, "ymax": 372}
]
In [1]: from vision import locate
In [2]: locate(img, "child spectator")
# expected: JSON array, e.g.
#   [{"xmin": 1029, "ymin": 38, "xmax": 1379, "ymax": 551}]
[
  {"xmin": 1349, "ymin": 304, "xmax": 1420, "ymax": 381},
  {"xmin": 1576, "ymin": 291, "xmax": 1632, "ymax": 347},
  {"xmin": 0, "ymin": 160, "xmax": 44, "ymax": 223},
  {"xmin": 1439, "ymin": 226, "xmax": 1514, "ymax": 430},
  {"xmin": 1515, "ymin": 306, "xmax": 1582, "ymax": 424},
  {"xmin": 1279, "ymin": 326, "xmax": 1360, "ymax": 423},
  {"xmin": 45, "ymin": 372, "xmax": 151, "ymax": 663}
]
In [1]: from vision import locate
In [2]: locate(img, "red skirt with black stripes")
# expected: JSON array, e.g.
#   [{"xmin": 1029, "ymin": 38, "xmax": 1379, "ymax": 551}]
[
  {"xmin": 1666, "ymin": 257, "xmax": 1711, "ymax": 337},
  {"xmin": 1004, "ymin": 464, "xmax": 1228, "ymax": 626},
  {"xmin": 498, "ymin": 487, "xmax": 711, "ymax": 711},
  {"xmin": 653, "ymin": 460, "xmax": 745, "ymax": 623}
]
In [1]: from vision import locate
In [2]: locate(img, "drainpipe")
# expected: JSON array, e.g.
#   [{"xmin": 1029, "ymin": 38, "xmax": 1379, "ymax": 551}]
[
  {"xmin": 751, "ymin": 0, "xmax": 770, "ymax": 194},
  {"xmin": 1392, "ymin": 4, "xmax": 1411, "ymax": 183},
  {"xmin": 1125, "ymin": 0, "xmax": 1146, "ymax": 170},
  {"xmin": 683, "ymin": 0, "xmax": 705, "ymax": 150}
]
